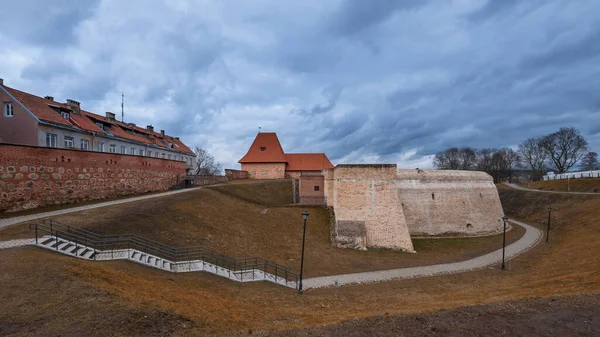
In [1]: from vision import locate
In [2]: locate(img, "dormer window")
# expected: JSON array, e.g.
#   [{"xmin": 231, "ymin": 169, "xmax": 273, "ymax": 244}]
[
  {"xmin": 260, "ymin": 147, "xmax": 266, "ymax": 152},
  {"xmin": 61, "ymin": 111, "xmax": 70, "ymax": 120},
  {"xmin": 96, "ymin": 122, "xmax": 104, "ymax": 130}
]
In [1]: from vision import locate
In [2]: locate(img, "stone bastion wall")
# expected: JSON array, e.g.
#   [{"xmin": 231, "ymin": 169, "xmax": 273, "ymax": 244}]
[{"xmin": 324, "ymin": 164, "xmax": 505, "ymax": 251}]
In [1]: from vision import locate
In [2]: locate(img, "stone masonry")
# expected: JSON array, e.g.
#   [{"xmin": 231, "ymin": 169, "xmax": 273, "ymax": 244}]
[
  {"xmin": 0, "ymin": 143, "xmax": 186, "ymax": 212},
  {"xmin": 241, "ymin": 163, "xmax": 286, "ymax": 179},
  {"xmin": 324, "ymin": 165, "xmax": 505, "ymax": 251}
]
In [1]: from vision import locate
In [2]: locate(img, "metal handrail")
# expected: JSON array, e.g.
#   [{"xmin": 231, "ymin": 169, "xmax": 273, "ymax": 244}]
[{"xmin": 30, "ymin": 221, "xmax": 299, "ymax": 286}]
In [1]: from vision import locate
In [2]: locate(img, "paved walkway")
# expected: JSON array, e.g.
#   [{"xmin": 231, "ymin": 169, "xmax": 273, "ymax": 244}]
[
  {"xmin": 504, "ymin": 183, "xmax": 600, "ymax": 195},
  {"xmin": 0, "ymin": 238, "xmax": 36, "ymax": 249},
  {"xmin": 0, "ymin": 187, "xmax": 203, "ymax": 231},
  {"xmin": 303, "ymin": 219, "xmax": 543, "ymax": 289}
]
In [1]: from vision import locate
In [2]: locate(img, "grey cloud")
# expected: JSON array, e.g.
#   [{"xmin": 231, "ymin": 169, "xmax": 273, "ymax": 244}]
[
  {"xmin": 331, "ymin": 0, "xmax": 427, "ymax": 36},
  {"xmin": 0, "ymin": 0, "xmax": 99, "ymax": 46}
]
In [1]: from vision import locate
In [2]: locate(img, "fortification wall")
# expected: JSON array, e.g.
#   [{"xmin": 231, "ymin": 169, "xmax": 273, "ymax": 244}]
[
  {"xmin": 396, "ymin": 170, "xmax": 504, "ymax": 236},
  {"xmin": 326, "ymin": 165, "xmax": 505, "ymax": 251},
  {"xmin": 0, "ymin": 143, "xmax": 186, "ymax": 212},
  {"xmin": 329, "ymin": 165, "xmax": 414, "ymax": 252},
  {"xmin": 241, "ymin": 163, "xmax": 286, "ymax": 179}
]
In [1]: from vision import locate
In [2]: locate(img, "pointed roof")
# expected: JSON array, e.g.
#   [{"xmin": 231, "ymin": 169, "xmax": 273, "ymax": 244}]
[
  {"xmin": 285, "ymin": 153, "xmax": 334, "ymax": 171},
  {"xmin": 238, "ymin": 132, "xmax": 288, "ymax": 163}
]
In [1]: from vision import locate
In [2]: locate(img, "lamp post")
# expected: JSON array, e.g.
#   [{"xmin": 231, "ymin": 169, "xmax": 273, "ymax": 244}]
[
  {"xmin": 546, "ymin": 204, "xmax": 552, "ymax": 243},
  {"xmin": 502, "ymin": 216, "xmax": 508, "ymax": 270},
  {"xmin": 298, "ymin": 210, "xmax": 309, "ymax": 295}
]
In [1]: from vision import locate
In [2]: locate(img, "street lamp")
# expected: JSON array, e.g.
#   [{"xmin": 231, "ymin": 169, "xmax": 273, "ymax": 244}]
[
  {"xmin": 502, "ymin": 216, "xmax": 509, "ymax": 270},
  {"xmin": 546, "ymin": 204, "xmax": 552, "ymax": 243},
  {"xmin": 298, "ymin": 210, "xmax": 309, "ymax": 295}
]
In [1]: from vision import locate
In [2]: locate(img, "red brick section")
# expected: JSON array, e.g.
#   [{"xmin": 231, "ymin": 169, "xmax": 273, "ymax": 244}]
[
  {"xmin": 299, "ymin": 175, "xmax": 325, "ymax": 205},
  {"xmin": 224, "ymin": 169, "xmax": 249, "ymax": 180},
  {"xmin": 0, "ymin": 144, "xmax": 186, "ymax": 212}
]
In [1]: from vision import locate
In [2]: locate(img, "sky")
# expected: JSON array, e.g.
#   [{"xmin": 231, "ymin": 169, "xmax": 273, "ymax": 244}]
[{"xmin": 1, "ymin": 0, "xmax": 599, "ymax": 169}]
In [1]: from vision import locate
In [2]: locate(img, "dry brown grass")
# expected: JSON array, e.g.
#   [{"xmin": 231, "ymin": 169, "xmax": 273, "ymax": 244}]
[
  {"xmin": 0, "ymin": 182, "xmax": 521, "ymax": 277},
  {"xmin": 1, "ymin": 182, "xmax": 600, "ymax": 336},
  {"xmin": 521, "ymin": 177, "xmax": 600, "ymax": 193}
]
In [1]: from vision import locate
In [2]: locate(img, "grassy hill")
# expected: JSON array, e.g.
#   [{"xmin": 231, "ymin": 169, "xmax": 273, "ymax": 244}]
[{"xmin": 521, "ymin": 177, "xmax": 600, "ymax": 193}]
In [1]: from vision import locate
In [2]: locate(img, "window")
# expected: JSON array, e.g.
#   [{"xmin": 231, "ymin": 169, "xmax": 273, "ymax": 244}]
[
  {"xmin": 121, "ymin": 146, "xmax": 126, "ymax": 154},
  {"xmin": 162, "ymin": 153, "xmax": 166, "ymax": 158},
  {"xmin": 64, "ymin": 136, "xmax": 74, "ymax": 148},
  {"xmin": 260, "ymin": 147, "xmax": 266, "ymax": 152},
  {"xmin": 109, "ymin": 144, "xmax": 116, "ymax": 153},
  {"xmin": 155, "ymin": 152, "xmax": 159, "ymax": 158},
  {"xmin": 46, "ymin": 133, "xmax": 57, "ymax": 148},
  {"xmin": 3, "ymin": 103, "xmax": 14, "ymax": 117},
  {"xmin": 96, "ymin": 122, "xmax": 104, "ymax": 130},
  {"xmin": 98, "ymin": 142, "xmax": 105, "ymax": 152},
  {"xmin": 138, "ymin": 149, "xmax": 144, "ymax": 156},
  {"xmin": 168, "ymin": 154, "xmax": 172, "ymax": 160},
  {"xmin": 147, "ymin": 151, "xmax": 152, "ymax": 157},
  {"xmin": 130, "ymin": 147, "xmax": 135, "ymax": 155},
  {"xmin": 61, "ymin": 111, "xmax": 70, "ymax": 120},
  {"xmin": 314, "ymin": 186, "xmax": 320, "ymax": 191},
  {"xmin": 81, "ymin": 139, "xmax": 89, "ymax": 150}
]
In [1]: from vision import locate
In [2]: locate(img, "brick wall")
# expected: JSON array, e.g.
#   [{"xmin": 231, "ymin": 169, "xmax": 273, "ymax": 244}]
[
  {"xmin": 224, "ymin": 169, "xmax": 249, "ymax": 180},
  {"xmin": 298, "ymin": 175, "xmax": 324, "ymax": 205},
  {"xmin": 241, "ymin": 163, "xmax": 286, "ymax": 179},
  {"xmin": 329, "ymin": 165, "xmax": 414, "ymax": 252},
  {"xmin": 0, "ymin": 143, "xmax": 186, "ymax": 212},
  {"xmin": 326, "ymin": 164, "xmax": 505, "ymax": 251}
]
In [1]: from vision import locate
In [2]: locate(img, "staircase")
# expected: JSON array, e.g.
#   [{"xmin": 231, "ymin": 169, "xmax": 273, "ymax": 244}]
[{"xmin": 31, "ymin": 220, "xmax": 298, "ymax": 289}]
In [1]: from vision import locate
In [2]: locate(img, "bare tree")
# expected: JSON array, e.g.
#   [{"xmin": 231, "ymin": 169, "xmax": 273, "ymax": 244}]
[
  {"xmin": 541, "ymin": 127, "xmax": 588, "ymax": 173},
  {"xmin": 433, "ymin": 147, "xmax": 460, "ymax": 170},
  {"xmin": 458, "ymin": 147, "xmax": 477, "ymax": 170},
  {"xmin": 518, "ymin": 137, "xmax": 547, "ymax": 179},
  {"xmin": 434, "ymin": 147, "xmax": 478, "ymax": 170},
  {"xmin": 476, "ymin": 148, "xmax": 494, "ymax": 173},
  {"xmin": 579, "ymin": 151, "xmax": 599, "ymax": 171},
  {"xmin": 193, "ymin": 146, "xmax": 222, "ymax": 175}
]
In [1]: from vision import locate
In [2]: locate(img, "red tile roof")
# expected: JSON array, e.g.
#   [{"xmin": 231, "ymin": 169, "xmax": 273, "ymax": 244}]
[
  {"xmin": 1, "ymin": 83, "xmax": 195, "ymax": 155},
  {"xmin": 238, "ymin": 132, "xmax": 334, "ymax": 171},
  {"xmin": 285, "ymin": 153, "xmax": 334, "ymax": 171},
  {"xmin": 3, "ymin": 86, "xmax": 73, "ymax": 127},
  {"xmin": 238, "ymin": 132, "xmax": 288, "ymax": 163}
]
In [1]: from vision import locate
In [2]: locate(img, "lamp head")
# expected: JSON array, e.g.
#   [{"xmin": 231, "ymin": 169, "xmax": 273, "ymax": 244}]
[
  {"xmin": 302, "ymin": 210, "xmax": 309, "ymax": 220},
  {"xmin": 502, "ymin": 216, "xmax": 509, "ymax": 222}
]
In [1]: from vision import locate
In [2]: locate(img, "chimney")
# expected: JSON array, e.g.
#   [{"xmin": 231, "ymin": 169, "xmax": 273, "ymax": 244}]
[
  {"xmin": 105, "ymin": 112, "xmax": 115, "ymax": 122},
  {"xmin": 147, "ymin": 125, "xmax": 154, "ymax": 133},
  {"xmin": 174, "ymin": 137, "xmax": 179, "ymax": 140},
  {"xmin": 44, "ymin": 96, "xmax": 54, "ymax": 101},
  {"xmin": 160, "ymin": 130, "xmax": 165, "ymax": 137},
  {"xmin": 66, "ymin": 99, "xmax": 80, "ymax": 114},
  {"xmin": 0, "ymin": 78, "xmax": 4, "ymax": 85},
  {"xmin": 127, "ymin": 122, "xmax": 136, "ymax": 129}
]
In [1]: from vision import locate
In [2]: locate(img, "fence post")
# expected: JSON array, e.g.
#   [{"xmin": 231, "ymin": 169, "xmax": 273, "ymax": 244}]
[{"xmin": 35, "ymin": 225, "xmax": 38, "ymax": 244}]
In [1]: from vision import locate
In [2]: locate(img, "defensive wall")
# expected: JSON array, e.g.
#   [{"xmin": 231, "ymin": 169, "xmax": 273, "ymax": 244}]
[
  {"xmin": 0, "ymin": 143, "xmax": 186, "ymax": 212},
  {"xmin": 324, "ymin": 164, "xmax": 505, "ymax": 251},
  {"xmin": 241, "ymin": 163, "xmax": 286, "ymax": 179}
]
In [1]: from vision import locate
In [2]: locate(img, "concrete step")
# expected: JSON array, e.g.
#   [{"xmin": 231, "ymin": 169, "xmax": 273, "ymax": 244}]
[
  {"xmin": 57, "ymin": 242, "xmax": 71, "ymax": 250},
  {"xmin": 40, "ymin": 238, "xmax": 54, "ymax": 245},
  {"xmin": 61, "ymin": 243, "xmax": 74, "ymax": 252}
]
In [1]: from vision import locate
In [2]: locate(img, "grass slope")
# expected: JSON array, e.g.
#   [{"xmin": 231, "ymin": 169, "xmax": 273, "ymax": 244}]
[
  {"xmin": 522, "ymin": 177, "xmax": 600, "ymax": 193},
  {"xmin": 2, "ymin": 182, "xmax": 599, "ymax": 335}
]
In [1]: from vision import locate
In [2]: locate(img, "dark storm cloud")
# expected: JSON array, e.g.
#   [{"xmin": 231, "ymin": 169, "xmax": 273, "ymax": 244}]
[
  {"xmin": 2, "ymin": 0, "xmax": 600, "ymax": 168},
  {"xmin": 0, "ymin": 0, "xmax": 99, "ymax": 46}
]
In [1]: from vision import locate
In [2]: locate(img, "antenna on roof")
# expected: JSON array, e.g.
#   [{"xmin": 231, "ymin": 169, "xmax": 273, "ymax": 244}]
[
  {"xmin": 121, "ymin": 92, "xmax": 124, "ymax": 122},
  {"xmin": 258, "ymin": 126, "xmax": 261, "ymax": 133}
]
